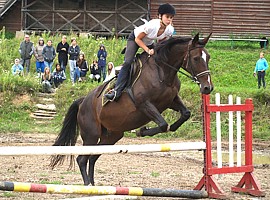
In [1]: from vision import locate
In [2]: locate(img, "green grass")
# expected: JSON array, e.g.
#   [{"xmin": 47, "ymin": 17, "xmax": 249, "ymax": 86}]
[
  {"xmin": 39, "ymin": 180, "xmax": 63, "ymax": 184},
  {"xmin": 1, "ymin": 191, "xmax": 17, "ymax": 198},
  {"xmin": 150, "ymin": 171, "xmax": 160, "ymax": 177},
  {"xmin": 0, "ymin": 31, "xmax": 269, "ymax": 140}
]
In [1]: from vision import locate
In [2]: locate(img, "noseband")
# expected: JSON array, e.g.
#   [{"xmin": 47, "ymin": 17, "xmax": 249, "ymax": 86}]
[{"xmin": 180, "ymin": 41, "xmax": 210, "ymax": 83}]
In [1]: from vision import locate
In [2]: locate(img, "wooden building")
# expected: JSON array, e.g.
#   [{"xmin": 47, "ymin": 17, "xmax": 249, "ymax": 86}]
[{"xmin": 0, "ymin": 0, "xmax": 270, "ymax": 37}]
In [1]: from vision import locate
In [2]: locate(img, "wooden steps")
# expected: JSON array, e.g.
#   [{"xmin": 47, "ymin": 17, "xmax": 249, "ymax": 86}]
[{"xmin": 31, "ymin": 93, "xmax": 57, "ymax": 121}]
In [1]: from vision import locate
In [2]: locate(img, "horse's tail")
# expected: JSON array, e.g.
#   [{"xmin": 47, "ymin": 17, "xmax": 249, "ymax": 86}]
[{"xmin": 49, "ymin": 97, "xmax": 85, "ymax": 170}]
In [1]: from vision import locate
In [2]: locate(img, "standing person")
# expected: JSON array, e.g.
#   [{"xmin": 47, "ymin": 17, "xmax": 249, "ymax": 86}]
[
  {"xmin": 56, "ymin": 35, "xmax": 69, "ymax": 71},
  {"xmin": 253, "ymin": 52, "xmax": 269, "ymax": 89},
  {"xmin": 103, "ymin": 62, "xmax": 116, "ymax": 82},
  {"xmin": 68, "ymin": 38, "xmax": 80, "ymax": 84},
  {"xmin": 74, "ymin": 53, "xmax": 88, "ymax": 84},
  {"xmin": 19, "ymin": 34, "xmax": 34, "ymax": 74},
  {"xmin": 42, "ymin": 40, "xmax": 56, "ymax": 72},
  {"xmin": 34, "ymin": 37, "xmax": 45, "ymax": 77},
  {"xmin": 97, "ymin": 44, "xmax": 107, "ymax": 81},
  {"xmin": 11, "ymin": 58, "xmax": 24, "ymax": 76},
  {"xmin": 52, "ymin": 63, "xmax": 66, "ymax": 88},
  {"xmin": 105, "ymin": 3, "xmax": 175, "ymax": 101}
]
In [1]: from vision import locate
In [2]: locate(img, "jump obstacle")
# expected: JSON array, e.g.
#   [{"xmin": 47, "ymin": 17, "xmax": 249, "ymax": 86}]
[
  {"xmin": 0, "ymin": 181, "xmax": 207, "ymax": 198},
  {"xmin": 194, "ymin": 93, "xmax": 265, "ymax": 199},
  {"xmin": 0, "ymin": 93, "xmax": 265, "ymax": 199}
]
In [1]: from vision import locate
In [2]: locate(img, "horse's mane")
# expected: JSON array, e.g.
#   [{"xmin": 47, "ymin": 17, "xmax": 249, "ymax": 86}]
[{"xmin": 154, "ymin": 36, "xmax": 192, "ymax": 63}]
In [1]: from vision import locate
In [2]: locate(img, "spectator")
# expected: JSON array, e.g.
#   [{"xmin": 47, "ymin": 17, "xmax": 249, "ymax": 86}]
[
  {"xmin": 19, "ymin": 34, "xmax": 34, "ymax": 74},
  {"xmin": 89, "ymin": 60, "xmax": 101, "ymax": 83},
  {"xmin": 42, "ymin": 40, "xmax": 56, "ymax": 72},
  {"xmin": 34, "ymin": 37, "xmax": 45, "ymax": 77},
  {"xmin": 260, "ymin": 37, "xmax": 269, "ymax": 49},
  {"xmin": 41, "ymin": 66, "xmax": 53, "ymax": 93},
  {"xmin": 253, "ymin": 52, "xmax": 269, "ymax": 89},
  {"xmin": 56, "ymin": 35, "xmax": 69, "ymax": 71},
  {"xmin": 52, "ymin": 63, "xmax": 66, "ymax": 88},
  {"xmin": 74, "ymin": 53, "xmax": 88, "ymax": 84},
  {"xmin": 68, "ymin": 38, "xmax": 80, "ymax": 84},
  {"xmin": 11, "ymin": 58, "xmax": 24, "ymax": 76},
  {"xmin": 103, "ymin": 62, "xmax": 116, "ymax": 82},
  {"xmin": 97, "ymin": 44, "xmax": 107, "ymax": 81}
]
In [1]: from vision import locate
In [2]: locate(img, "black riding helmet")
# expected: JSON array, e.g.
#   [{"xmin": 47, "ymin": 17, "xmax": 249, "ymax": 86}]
[{"xmin": 158, "ymin": 3, "xmax": 176, "ymax": 15}]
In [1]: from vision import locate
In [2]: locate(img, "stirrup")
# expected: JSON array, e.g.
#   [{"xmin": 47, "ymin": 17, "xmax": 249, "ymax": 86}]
[{"xmin": 106, "ymin": 90, "xmax": 117, "ymax": 102}]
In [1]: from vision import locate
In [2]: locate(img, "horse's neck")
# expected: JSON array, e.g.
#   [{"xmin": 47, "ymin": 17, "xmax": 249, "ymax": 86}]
[{"xmin": 135, "ymin": 55, "xmax": 175, "ymax": 86}]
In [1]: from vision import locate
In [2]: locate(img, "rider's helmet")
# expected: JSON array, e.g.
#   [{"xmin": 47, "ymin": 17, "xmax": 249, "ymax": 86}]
[{"xmin": 158, "ymin": 3, "xmax": 176, "ymax": 15}]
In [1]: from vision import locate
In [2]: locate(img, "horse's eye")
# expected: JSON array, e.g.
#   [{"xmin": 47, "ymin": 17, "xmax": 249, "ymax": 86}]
[{"xmin": 194, "ymin": 56, "xmax": 200, "ymax": 61}]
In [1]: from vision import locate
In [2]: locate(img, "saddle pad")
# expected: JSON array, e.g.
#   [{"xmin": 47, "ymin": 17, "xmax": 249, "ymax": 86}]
[
  {"xmin": 102, "ymin": 79, "xmax": 116, "ymax": 106},
  {"xmin": 101, "ymin": 56, "xmax": 143, "ymax": 107}
]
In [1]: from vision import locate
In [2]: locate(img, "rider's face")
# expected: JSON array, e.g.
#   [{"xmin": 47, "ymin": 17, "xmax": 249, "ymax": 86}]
[{"xmin": 161, "ymin": 14, "xmax": 174, "ymax": 26}]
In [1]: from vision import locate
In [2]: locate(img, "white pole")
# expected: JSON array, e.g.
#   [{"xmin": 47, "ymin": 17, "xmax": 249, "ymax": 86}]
[
  {"xmin": 0, "ymin": 142, "xmax": 206, "ymax": 156},
  {"xmin": 236, "ymin": 97, "xmax": 242, "ymax": 167},
  {"xmin": 228, "ymin": 95, "xmax": 234, "ymax": 167},
  {"xmin": 216, "ymin": 93, "xmax": 222, "ymax": 168}
]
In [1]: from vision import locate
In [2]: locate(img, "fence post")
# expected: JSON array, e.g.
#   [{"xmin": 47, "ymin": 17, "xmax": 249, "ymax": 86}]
[
  {"xmin": 194, "ymin": 94, "xmax": 226, "ymax": 199},
  {"xmin": 231, "ymin": 98, "xmax": 265, "ymax": 197}
]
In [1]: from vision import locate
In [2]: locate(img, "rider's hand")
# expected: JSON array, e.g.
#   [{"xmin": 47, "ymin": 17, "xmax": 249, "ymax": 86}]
[{"xmin": 148, "ymin": 49, "xmax": 154, "ymax": 55}]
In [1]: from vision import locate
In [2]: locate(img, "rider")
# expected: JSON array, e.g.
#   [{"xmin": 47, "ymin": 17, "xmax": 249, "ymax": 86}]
[{"xmin": 105, "ymin": 3, "xmax": 175, "ymax": 101}]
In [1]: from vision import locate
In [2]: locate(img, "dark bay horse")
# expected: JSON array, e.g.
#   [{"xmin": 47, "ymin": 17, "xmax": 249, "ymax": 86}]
[{"xmin": 50, "ymin": 33, "xmax": 214, "ymax": 186}]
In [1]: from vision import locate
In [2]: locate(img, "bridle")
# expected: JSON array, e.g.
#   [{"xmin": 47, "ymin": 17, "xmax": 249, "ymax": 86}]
[{"xmin": 159, "ymin": 40, "xmax": 211, "ymax": 84}]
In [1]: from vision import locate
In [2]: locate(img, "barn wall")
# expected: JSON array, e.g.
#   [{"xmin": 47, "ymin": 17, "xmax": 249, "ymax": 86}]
[
  {"xmin": 0, "ymin": 2, "xmax": 21, "ymax": 32},
  {"xmin": 1, "ymin": 0, "xmax": 270, "ymax": 37},
  {"xmin": 211, "ymin": 0, "xmax": 270, "ymax": 37},
  {"xmin": 20, "ymin": 0, "xmax": 148, "ymax": 35}
]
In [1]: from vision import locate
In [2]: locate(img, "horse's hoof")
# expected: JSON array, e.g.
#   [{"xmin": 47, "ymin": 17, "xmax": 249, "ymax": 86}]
[
  {"xmin": 136, "ymin": 131, "xmax": 142, "ymax": 137},
  {"xmin": 136, "ymin": 127, "xmax": 148, "ymax": 137}
]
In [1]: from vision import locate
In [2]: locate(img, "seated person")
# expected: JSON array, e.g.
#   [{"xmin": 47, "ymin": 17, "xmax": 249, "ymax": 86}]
[
  {"xmin": 89, "ymin": 60, "xmax": 101, "ymax": 83},
  {"xmin": 11, "ymin": 58, "xmax": 24, "ymax": 76},
  {"xmin": 52, "ymin": 63, "xmax": 66, "ymax": 88},
  {"xmin": 74, "ymin": 53, "xmax": 88, "ymax": 83},
  {"xmin": 103, "ymin": 62, "xmax": 116, "ymax": 82},
  {"xmin": 41, "ymin": 66, "xmax": 53, "ymax": 93}
]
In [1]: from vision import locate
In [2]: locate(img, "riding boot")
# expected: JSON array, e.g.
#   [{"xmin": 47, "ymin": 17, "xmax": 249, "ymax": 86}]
[
  {"xmin": 105, "ymin": 81, "xmax": 127, "ymax": 101},
  {"xmin": 105, "ymin": 65, "xmax": 129, "ymax": 101}
]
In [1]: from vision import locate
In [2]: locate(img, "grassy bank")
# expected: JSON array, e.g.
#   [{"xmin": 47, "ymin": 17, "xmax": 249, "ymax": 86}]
[{"xmin": 0, "ymin": 34, "xmax": 269, "ymax": 140}]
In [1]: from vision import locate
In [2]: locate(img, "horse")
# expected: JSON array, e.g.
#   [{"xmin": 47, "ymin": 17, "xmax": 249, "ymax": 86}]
[{"xmin": 50, "ymin": 33, "xmax": 214, "ymax": 186}]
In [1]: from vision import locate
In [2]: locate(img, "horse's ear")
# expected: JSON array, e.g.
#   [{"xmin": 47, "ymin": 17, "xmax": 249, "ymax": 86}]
[
  {"xmin": 192, "ymin": 33, "xmax": 200, "ymax": 46},
  {"xmin": 201, "ymin": 32, "xmax": 212, "ymax": 45}
]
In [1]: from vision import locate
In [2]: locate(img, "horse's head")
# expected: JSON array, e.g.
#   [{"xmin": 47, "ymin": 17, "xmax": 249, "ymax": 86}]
[{"xmin": 182, "ymin": 33, "xmax": 214, "ymax": 94}]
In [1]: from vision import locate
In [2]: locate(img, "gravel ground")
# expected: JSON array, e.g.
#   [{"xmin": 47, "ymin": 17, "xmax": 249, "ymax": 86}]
[{"xmin": 0, "ymin": 133, "xmax": 269, "ymax": 200}]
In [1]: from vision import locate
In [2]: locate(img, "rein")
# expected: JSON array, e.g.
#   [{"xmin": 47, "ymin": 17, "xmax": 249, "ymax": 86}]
[{"xmin": 157, "ymin": 42, "xmax": 210, "ymax": 84}]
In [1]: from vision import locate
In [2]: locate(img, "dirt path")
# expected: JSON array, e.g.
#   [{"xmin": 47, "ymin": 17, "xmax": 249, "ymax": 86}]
[{"xmin": 0, "ymin": 133, "xmax": 269, "ymax": 200}]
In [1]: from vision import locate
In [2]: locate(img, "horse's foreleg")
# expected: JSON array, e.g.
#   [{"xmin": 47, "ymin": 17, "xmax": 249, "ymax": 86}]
[
  {"xmin": 169, "ymin": 95, "xmax": 191, "ymax": 132},
  {"xmin": 137, "ymin": 101, "xmax": 168, "ymax": 137}
]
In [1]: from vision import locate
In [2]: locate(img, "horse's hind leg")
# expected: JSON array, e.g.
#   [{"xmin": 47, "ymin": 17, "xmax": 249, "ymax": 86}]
[
  {"xmin": 88, "ymin": 129, "xmax": 124, "ymax": 186},
  {"xmin": 76, "ymin": 119, "xmax": 101, "ymax": 186},
  {"xmin": 88, "ymin": 154, "xmax": 101, "ymax": 186},
  {"xmin": 169, "ymin": 95, "xmax": 191, "ymax": 131},
  {"xmin": 77, "ymin": 155, "xmax": 92, "ymax": 185}
]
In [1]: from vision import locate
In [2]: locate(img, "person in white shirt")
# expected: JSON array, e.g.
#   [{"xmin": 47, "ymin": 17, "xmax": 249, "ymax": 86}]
[
  {"xmin": 103, "ymin": 62, "xmax": 116, "ymax": 82},
  {"xmin": 105, "ymin": 3, "xmax": 175, "ymax": 101}
]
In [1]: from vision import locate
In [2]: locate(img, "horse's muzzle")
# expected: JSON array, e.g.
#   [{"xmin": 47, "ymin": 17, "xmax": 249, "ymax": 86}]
[{"xmin": 201, "ymin": 84, "xmax": 214, "ymax": 94}]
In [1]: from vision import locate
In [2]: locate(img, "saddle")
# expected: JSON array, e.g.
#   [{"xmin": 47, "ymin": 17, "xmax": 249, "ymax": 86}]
[{"xmin": 102, "ymin": 54, "xmax": 143, "ymax": 106}]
